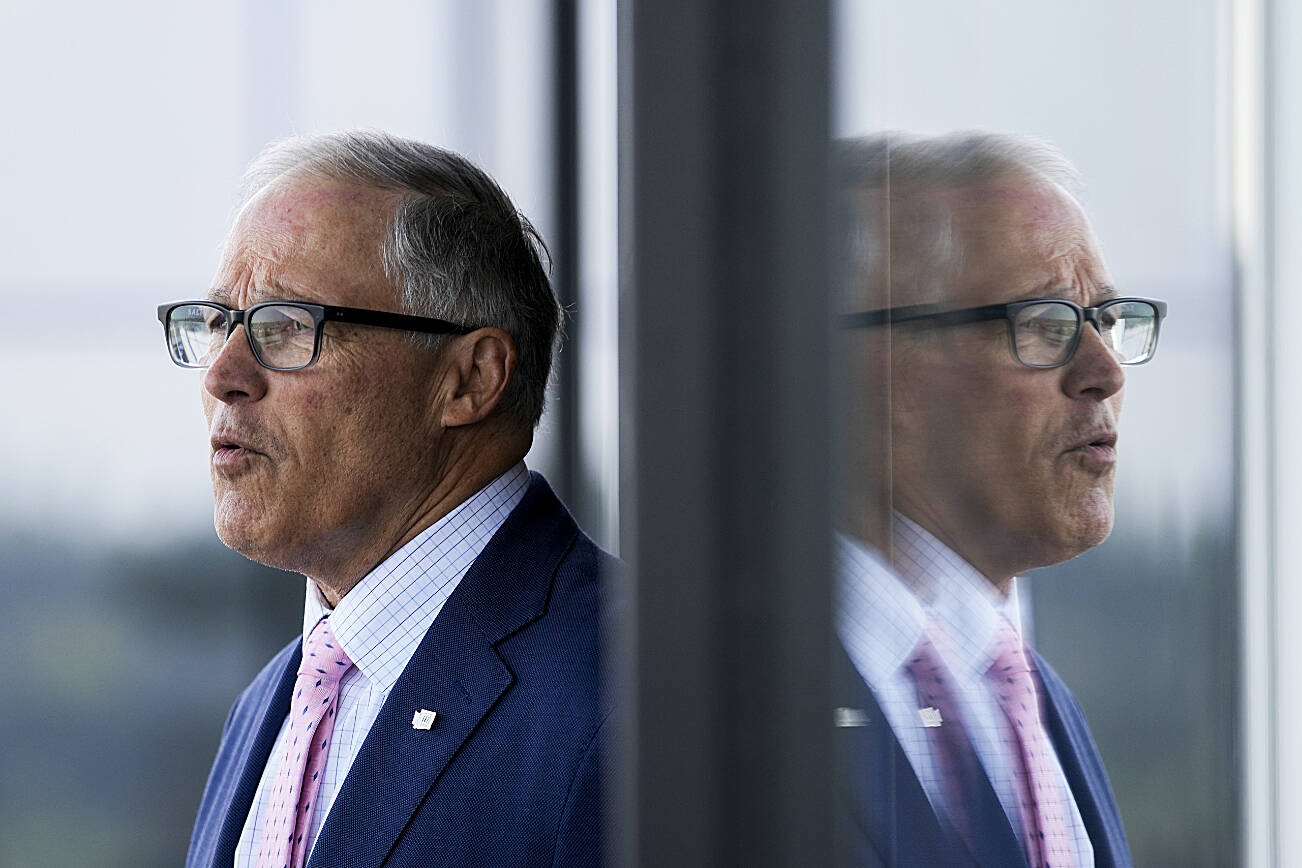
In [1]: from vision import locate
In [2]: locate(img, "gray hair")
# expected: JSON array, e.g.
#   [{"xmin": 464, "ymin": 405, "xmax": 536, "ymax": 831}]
[
  {"xmin": 238, "ymin": 129, "xmax": 560, "ymax": 431},
  {"xmin": 836, "ymin": 130, "xmax": 1083, "ymax": 307}
]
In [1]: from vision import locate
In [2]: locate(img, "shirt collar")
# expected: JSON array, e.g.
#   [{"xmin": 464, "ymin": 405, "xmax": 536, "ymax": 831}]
[
  {"xmin": 890, "ymin": 512, "xmax": 1022, "ymax": 677},
  {"xmin": 302, "ymin": 462, "xmax": 531, "ymax": 692},
  {"xmin": 836, "ymin": 533, "xmax": 927, "ymax": 689}
]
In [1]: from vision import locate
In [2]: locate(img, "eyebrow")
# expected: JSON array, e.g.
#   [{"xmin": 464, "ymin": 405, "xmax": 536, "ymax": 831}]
[
  {"xmin": 205, "ymin": 280, "xmax": 305, "ymax": 306},
  {"xmin": 1016, "ymin": 282, "xmax": 1119, "ymax": 304}
]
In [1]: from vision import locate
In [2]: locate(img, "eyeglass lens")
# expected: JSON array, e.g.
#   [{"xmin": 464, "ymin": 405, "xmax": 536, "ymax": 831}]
[
  {"xmin": 1013, "ymin": 300, "xmax": 1159, "ymax": 366},
  {"xmin": 166, "ymin": 303, "xmax": 318, "ymax": 369},
  {"xmin": 248, "ymin": 305, "xmax": 316, "ymax": 368}
]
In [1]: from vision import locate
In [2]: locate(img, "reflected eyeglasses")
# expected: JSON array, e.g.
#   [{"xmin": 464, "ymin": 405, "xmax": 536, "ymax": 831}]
[
  {"xmin": 841, "ymin": 296, "xmax": 1168, "ymax": 368},
  {"xmin": 156, "ymin": 300, "xmax": 474, "ymax": 372}
]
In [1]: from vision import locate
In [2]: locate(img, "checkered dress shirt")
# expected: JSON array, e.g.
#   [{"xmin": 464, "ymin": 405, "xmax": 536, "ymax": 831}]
[
  {"xmin": 233, "ymin": 463, "xmax": 530, "ymax": 867},
  {"xmin": 837, "ymin": 514, "xmax": 1093, "ymax": 866}
]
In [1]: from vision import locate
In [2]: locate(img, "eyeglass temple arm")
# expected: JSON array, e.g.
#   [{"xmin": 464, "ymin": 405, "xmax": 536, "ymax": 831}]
[
  {"xmin": 322, "ymin": 304, "xmax": 474, "ymax": 335},
  {"xmin": 840, "ymin": 304, "xmax": 1008, "ymax": 329},
  {"xmin": 843, "ymin": 298, "xmax": 1167, "ymax": 331}
]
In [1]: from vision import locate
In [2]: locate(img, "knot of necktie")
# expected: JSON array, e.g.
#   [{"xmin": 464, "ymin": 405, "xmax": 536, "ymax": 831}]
[{"xmin": 299, "ymin": 615, "xmax": 354, "ymax": 686}]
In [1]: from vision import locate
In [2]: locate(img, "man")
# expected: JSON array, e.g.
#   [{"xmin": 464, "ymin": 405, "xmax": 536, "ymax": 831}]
[
  {"xmin": 835, "ymin": 133, "xmax": 1163, "ymax": 867},
  {"xmin": 161, "ymin": 130, "xmax": 612, "ymax": 868}
]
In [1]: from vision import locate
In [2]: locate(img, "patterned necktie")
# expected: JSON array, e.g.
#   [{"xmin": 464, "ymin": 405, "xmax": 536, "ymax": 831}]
[
  {"xmin": 985, "ymin": 618, "xmax": 1073, "ymax": 868},
  {"xmin": 256, "ymin": 616, "xmax": 353, "ymax": 868},
  {"xmin": 903, "ymin": 632, "xmax": 988, "ymax": 845}
]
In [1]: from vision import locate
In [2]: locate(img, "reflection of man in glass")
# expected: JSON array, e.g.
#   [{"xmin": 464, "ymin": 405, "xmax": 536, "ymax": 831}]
[
  {"xmin": 837, "ymin": 133, "xmax": 1163, "ymax": 868},
  {"xmin": 160, "ymin": 130, "xmax": 610, "ymax": 868}
]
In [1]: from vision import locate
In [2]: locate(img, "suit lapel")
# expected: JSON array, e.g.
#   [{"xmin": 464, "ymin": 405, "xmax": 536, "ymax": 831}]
[
  {"xmin": 1033, "ymin": 651, "xmax": 1133, "ymax": 868},
  {"xmin": 834, "ymin": 645, "xmax": 953, "ymax": 867},
  {"xmin": 305, "ymin": 474, "xmax": 579, "ymax": 868},
  {"xmin": 209, "ymin": 642, "xmax": 301, "ymax": 867},
  {"xmin": 305, "ymin": 593, "xmax": 512, "ymax": 867},
  {"xmin": 833, "ymin": 646, "xmax": 1026, "ymax": 868}
]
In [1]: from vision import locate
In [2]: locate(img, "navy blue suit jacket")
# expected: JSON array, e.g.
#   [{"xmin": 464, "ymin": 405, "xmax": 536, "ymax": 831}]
[
  {"xmin": 834, "ymin": 644, "xmax": 1133, "ymax": 868},
  {"xmin": 186, "ymin": 473, "xmax": 613, "ymax": 868}
]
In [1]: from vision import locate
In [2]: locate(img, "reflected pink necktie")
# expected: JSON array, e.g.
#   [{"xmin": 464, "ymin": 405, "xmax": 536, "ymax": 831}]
[
  {"xmin": 256, "ymin": 616, "xmax": 353, "ymax": 868},
  {"xmin": 985, "ymin": 618, "xmax": 1073, "ymax": 868}
]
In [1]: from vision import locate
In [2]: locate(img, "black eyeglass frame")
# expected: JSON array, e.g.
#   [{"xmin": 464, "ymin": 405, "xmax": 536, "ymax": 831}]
[
  {"xmin": 841, "ymin": 296, "xmax": 1169, "ymax": 369},
  {"xmin": 156, "ymin": 299, "xmax": 475, "ymax": 371}
]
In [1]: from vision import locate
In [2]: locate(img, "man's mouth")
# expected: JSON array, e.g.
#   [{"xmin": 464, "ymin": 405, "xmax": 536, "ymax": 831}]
[
  {"xmin": 210, "ymin": 430, "xmax": 267, "ymax": 467},
  {"xmin": 1066, "ymin": 429, "xmax": 1118, "ymax": 465}
]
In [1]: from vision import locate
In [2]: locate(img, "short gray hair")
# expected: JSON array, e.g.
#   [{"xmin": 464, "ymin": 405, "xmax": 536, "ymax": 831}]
[
  {"xmin": 238, "ymin": 129, "xmax": 560, "ymax": 431},
  {"xmin": 836, "ymin": 130, "xmax": 1082, "ymax": 307}
]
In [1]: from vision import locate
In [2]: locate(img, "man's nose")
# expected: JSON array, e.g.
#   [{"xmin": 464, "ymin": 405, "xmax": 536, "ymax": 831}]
[
  {"xmin": 202, "ymin": 325, "xmax": 269, "ymax": 404},
  {"xmin": 1062, "ymin": 322, "xmax": 1125, "ymax": 400}
]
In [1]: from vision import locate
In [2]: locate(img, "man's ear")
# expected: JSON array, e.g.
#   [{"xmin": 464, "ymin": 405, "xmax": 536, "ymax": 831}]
[{"xmin": 439, "ymin": 327, "xmax": 517, "ymax": 428}]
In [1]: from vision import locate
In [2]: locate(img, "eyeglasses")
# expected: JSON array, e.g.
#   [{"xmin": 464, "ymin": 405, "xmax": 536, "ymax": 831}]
[
  {"xmin": 157, "ymin": 300, "xmax": 474, "ymax": 371},
  {"xmin": 841, "ymin": 296, "xmax": 1168, "ymax": 368}
]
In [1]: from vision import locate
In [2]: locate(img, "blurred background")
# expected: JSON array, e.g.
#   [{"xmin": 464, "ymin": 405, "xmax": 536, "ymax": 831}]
[{"xmin": 0, "ymin": 0, "xmax": 1293, "ymax": 865}]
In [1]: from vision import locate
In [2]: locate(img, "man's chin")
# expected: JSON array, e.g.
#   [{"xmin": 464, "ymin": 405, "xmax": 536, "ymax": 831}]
[
  {"xmin": 215, "ymin": 521, "xmax": 271, "ymax": 564},
  {"xmin": 1052, "ymin": 498, "xmax": 1115, "ymax": 561},
  {"xmin": 213, "ymin": 497, "xmax": 284, "ymax": 567},
  {"xmin": 1002, "ymin": 487, "xmax": 1114, "ymax": 571}
]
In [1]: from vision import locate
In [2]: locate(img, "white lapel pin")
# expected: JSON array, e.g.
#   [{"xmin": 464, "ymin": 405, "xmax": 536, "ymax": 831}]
[
  {"xmin": 411, "ymin": 708, "xmax": 438, "ymax": 730},
  {"xmin": 918, "ymin": 706, "xmax": 943, "ymax": 728},
  {"xmin": 834, "ymin": 707, "xmax": 869, "ymax": 728}
]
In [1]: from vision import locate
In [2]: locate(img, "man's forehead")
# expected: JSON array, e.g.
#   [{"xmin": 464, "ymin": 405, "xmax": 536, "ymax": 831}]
[
  {"xmin": 233, "ymin": 174, "xmax": 399, "ymax": 235},
  {"xmin": 910, "ymin": 177, "xmax": 1106, "ymax": 303},
  {"xmin": 211, "ymin": 175, "xmax": 401, "ymax": 308},
  {"xmin": 1007, "ymin": 280, "xmax": 1119, "ymax": 306}
]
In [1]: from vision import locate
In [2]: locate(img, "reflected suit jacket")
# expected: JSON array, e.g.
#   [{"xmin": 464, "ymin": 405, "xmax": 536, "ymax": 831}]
[
  {"xmin": 186, "ymin": 473, "xmax": 613, "ymax": 868},
  {"xmin": 835, "ymin": 645, "xmax": 1133, "ymax": 868}
]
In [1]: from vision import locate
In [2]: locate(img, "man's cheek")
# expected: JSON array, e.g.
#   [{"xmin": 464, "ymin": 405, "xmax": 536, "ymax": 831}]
[{"xmin": 304, "ymin": 388, "xmax": 329, "ymax": 411}]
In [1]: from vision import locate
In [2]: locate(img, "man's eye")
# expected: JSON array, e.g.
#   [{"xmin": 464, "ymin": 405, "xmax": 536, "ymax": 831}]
[
  {"xmin": 274, "ymin": 310, "xmax": 314, "ymax": 332},
  {"xmin": 1020, "ymin": 318, "xmax": 1075, "ymax": 343},
  {"xmin": 258, "ymin": 321, "xmax": 298, "ymax": 340}
]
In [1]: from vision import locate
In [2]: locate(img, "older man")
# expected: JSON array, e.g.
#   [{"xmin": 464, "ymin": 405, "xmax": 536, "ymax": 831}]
[
  {"xmin": 161, "ymin": 131, "xmax": 611, "ymax": 868},
  {"xmin": 835, "ymin": 133, "xmax": 1163, "ymax": 868}
]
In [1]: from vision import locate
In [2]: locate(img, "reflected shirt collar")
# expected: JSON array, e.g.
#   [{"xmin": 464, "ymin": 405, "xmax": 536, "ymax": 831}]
[
  {"xmin": 836, "ymin": 533, "xmax": 927, "ymax": 688},
  {"xmin": 890, "ymin": 512, "xmax": 1023, "ymax": 676}
]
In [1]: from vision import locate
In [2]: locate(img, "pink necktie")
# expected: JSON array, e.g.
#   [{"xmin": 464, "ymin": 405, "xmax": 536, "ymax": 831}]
[
  {"xmin": 904, "ymin": 631, "xmax": 989, "ymax": 848},
  {"xmin": 256, "ymin": 616, "xmax": 353, "ymax": 868},
  {"xmin": 985, "ymin": 618, "xmax": 1073, "ymax": 868}
]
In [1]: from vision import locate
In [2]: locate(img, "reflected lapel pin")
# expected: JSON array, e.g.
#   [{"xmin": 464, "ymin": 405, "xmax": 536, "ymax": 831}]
[
  {"xmin": 411, "ymin": 709, "xmax": 438, "ymax": 730},
  {"xmin": 834, "ymin": 707, "xmax": 869, "ymax": 728}
]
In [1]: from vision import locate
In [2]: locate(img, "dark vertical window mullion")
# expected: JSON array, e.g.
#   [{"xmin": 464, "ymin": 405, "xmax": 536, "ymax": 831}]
[
  {"xmin": 618, "ymin": 1, "xmax": 834, "ymax": 865},
  {"xmin": 551, "ymin": 0, "xmax": 583, "ymax": 518}
]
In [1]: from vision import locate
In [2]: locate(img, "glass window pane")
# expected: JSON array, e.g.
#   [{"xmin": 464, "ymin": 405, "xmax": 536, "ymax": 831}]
[{"xmin": 833, "ymin": 2, "xmax": 1236, "ymax": 865}]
